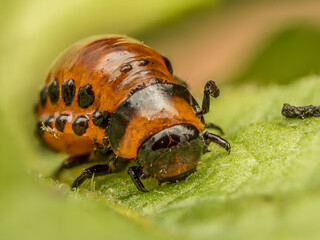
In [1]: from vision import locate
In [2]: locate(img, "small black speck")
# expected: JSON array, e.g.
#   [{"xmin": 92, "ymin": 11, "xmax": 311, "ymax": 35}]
[
  {"xmin": 55, "ymin": 114, "xmax": 69, "ymax": 132},
  {"xmin": 77, "ymin": 84, "xmax": 95, "ymax": 108},
  {"xmin": 72, "ymin": 116, "xmax": 89, "ymax": 136},
  {"xmin": 40, "ymin": 86, "xmax": 47, "ymax": 106},
  {"xmin": 62, "ymin": 79, "xmax": 75, "ymax": 106},
  {"xmin": 48, "ymin": 78, "xmax": 59, "ymax": 104}
]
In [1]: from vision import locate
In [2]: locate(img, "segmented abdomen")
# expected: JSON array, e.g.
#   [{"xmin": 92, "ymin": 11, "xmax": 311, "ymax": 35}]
[{"xmin": 36, "ymin": 35, "xmax": 176, "ymax": 155}]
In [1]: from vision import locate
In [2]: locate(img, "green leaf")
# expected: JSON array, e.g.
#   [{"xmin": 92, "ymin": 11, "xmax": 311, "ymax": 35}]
[{"xmin": 47, "ymin": 76, "xmax": 320, "ymax": 239}]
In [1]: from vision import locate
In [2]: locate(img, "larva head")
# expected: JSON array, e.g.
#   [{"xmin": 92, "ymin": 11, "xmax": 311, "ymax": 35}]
[{"xmin": 137, "ymin": 124, "xmax": 205, "ymax": 182}]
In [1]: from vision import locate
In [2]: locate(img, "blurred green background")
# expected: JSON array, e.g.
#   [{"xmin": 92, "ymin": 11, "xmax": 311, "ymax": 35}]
[{"xmin": 1, "ymin": 0, "xmax": 320, "ymax": 239}]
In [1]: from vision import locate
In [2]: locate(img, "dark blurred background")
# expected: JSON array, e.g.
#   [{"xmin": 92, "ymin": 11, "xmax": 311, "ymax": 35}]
[{"xmin": 1, "ymin": 0, "xmax": 320, "ymax": 239}]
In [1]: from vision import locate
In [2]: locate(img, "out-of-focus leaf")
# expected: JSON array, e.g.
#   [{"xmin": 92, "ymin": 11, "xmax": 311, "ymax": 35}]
[{"xmin": 233, "ymin": 24, "xmax": 320, "ymax": 85}]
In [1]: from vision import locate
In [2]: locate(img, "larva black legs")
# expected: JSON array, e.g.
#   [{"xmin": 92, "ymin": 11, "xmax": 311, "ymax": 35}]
[
  {"xmin": 53, "ymin": 154, "xmax": 90, "ymax": 178},
  {"xmin": 53, "ymin": 144, "xmax": 113, "ymax": 179},
  {"xmin": 282, "ymin": 103, "xmax": 320, "ymax": 118},
  {"xmin": 203, "ymin": 131, "xmax": 231, "ymax": 154},
  {"xmin": 204, "ymin": 122, "xmax": 224, "ymax": 135},
  {"xmin": 201, "ymin": 80, "xmax": 220, "ymax": 115},
  {"xmin": 127, "ymin": 166, "xmax": 148, "ymax": 192},
  {"xmin": 198, "ymin": 80, "xmax": 224, "ymax": 133},
  {"xmin": 72, "ymin": 164, "xmax": 111, "ymax": 189}
]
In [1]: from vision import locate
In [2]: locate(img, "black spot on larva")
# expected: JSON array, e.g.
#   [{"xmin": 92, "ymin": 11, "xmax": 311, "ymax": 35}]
[
  {"xmin": 40, "ymin": 86, "xmax": 47, "ymax": 106},
  {"xmin": 120, "ymin": 64, "xmax": 132, "ymax": 73},
  {"xmin": 72, "ymin": 116, "xmax": 89, "ymax": 136},
  {"xmin": 44, "ymin": 116, "xmax": 55, "ymax": 128},
  {"xmin": 62, "ymin": 79, "xmax": 75, "ymax": 106},
  {"xmin": 55, "ymin": 114, "xmax": 69, "ymax": 132},
  {"xmin": 77, "ymin": 84, "xmax": 95, "ymax": 108},
  {"xmin": 138, "ymin": 59, "xmax": 149, "ymax": 66},
  {"xmin": 149, "ymin": 78, "xmax": 167, "ymax": 85},
  {"xmin": 129, "ymin": 83, "xmax": 146, "ymax": 95},
  {"xmin": 102, "ymin": 137, "xmax": 110, "ymax": 146},
  {"xmin": 48, "ymin": 78, "xmax": 59, "ymax": 104},
  {"xmin": 92, "ymin": 109, "xmax": 110, "ymax": 128},
  {"xmin": 36, "ymin": 119, "xmax": 44, "ymax": 136},
  {"xmin": 162, "ymin": 56, "xmax": 173, "ymax": 75}
]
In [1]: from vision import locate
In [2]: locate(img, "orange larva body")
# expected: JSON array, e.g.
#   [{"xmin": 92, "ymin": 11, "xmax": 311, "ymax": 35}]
[
  {"xmin": 36, "ymin": 35, "xmax": 231, "ymax": 192},
  {"xmin": 36, "ymin": 35, "xmax": 203, "ymax": 159}
]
